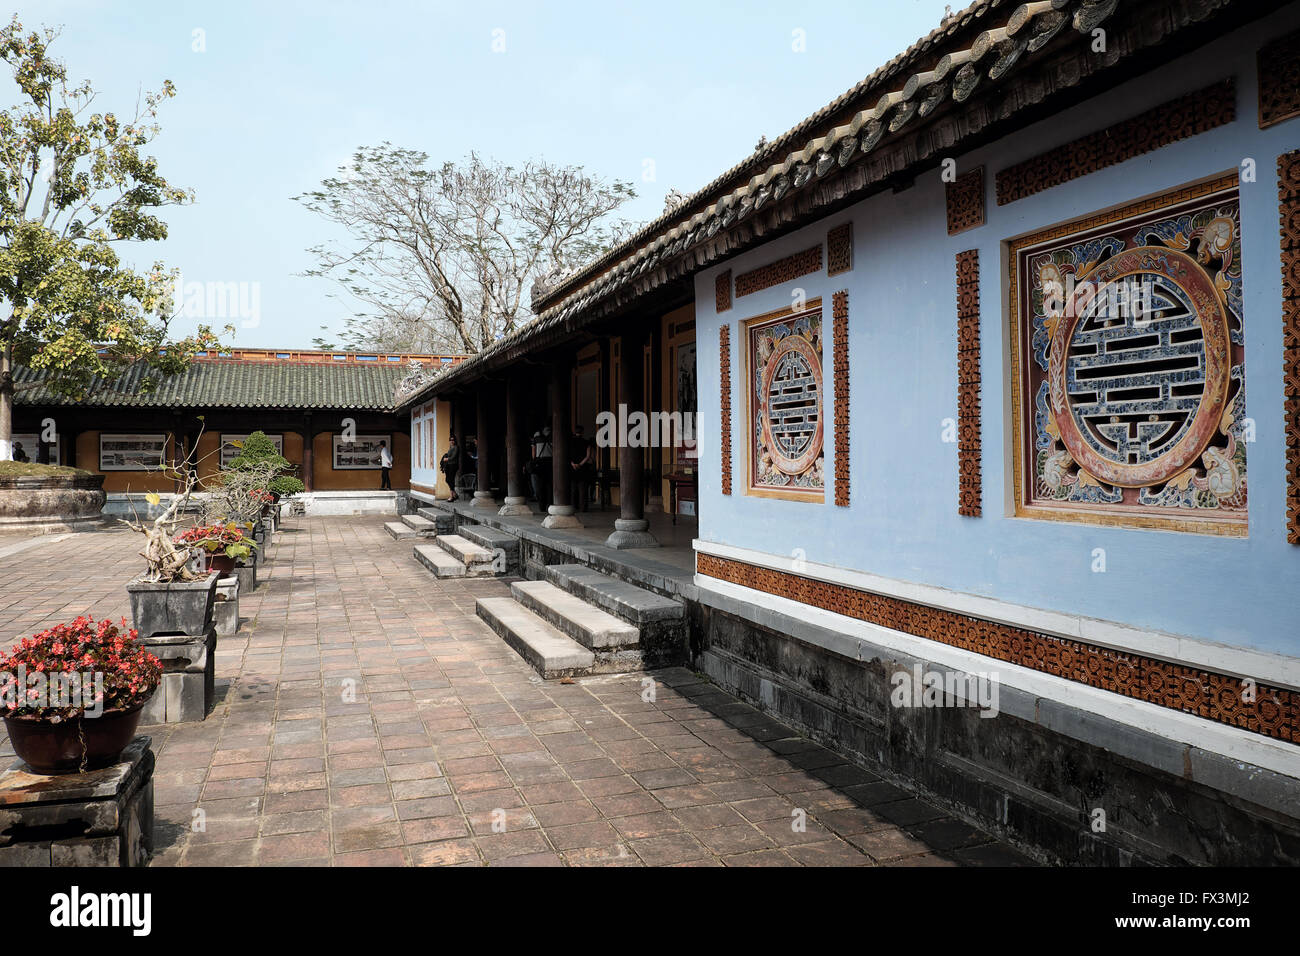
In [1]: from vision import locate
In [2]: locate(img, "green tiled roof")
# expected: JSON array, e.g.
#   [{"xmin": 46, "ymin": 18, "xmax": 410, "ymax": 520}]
[{"xmin": 14, "ymin": 359, "xmax": 409, "ymax": 411}]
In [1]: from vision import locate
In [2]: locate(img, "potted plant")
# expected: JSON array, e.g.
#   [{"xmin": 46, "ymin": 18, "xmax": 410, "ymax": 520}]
[
  {"xmin": 121, "ymin": 469, "xmax": 219, "ymax": 639},
  {"xmin": 226, "ymin": 431, "xmax": 304, "ymax": 526},
  {"xmin": 0, "ymin": 617, "xmax": 162, "ymax": 774},
  {"xmin": 173, "ymin": 521, "xmax": 256, "ymax": 576}
]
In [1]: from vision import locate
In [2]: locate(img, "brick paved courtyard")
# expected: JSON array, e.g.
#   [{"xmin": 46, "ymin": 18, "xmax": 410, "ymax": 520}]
[{"xmin": 0, "ymin": 517, "xmax": 1034, "ymax": 867}]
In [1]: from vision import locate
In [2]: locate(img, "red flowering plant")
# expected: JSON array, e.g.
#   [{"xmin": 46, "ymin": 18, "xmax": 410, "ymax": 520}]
[
  {"xmin": 249, "ymin": 488, "xmax": 274, "ymax": 506},
  {"xmin": 0, "ymin": 617, "xmax": 161, "ymax": 722},
  {"xmin": 173, "ymin": 521, "xmax": 256, "ymax": 562}
]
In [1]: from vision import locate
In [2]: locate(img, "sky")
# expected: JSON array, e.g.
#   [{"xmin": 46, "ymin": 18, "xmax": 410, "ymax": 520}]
[{"xmin": 13, "ymin": 0, "xmax": 954, "ymax": 350}]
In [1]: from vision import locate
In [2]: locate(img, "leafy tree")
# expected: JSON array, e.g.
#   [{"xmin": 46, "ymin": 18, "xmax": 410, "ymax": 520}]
[
  {"xmin": 0, "ymin": 17, "xmax": 224, "ymax": 459},
  {"xmin": 294, "ymin": 147, "xmax": 638, "ymax": 354}
]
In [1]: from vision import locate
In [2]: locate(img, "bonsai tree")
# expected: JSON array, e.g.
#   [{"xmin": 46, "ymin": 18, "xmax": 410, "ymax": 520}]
[
  {"xmin": 200, "ymin": 457, "xmax": 279, "ymax": 525},
  {"xmin": 225, "ymin": 431, "xmax": 304, "ymax": 497},
  {"xmin": 0, "ymin": 17, "xmax": 227, "ymax": 461}
]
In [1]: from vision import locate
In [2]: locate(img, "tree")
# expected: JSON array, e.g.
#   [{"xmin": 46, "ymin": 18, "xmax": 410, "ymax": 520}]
[
  {"xmin": 295, "ymin": 147, "xmax": 638, "ymax": 354},
  {"xmin": 0, "ymin": 18, "xmax": 223, "ymax": 460}
]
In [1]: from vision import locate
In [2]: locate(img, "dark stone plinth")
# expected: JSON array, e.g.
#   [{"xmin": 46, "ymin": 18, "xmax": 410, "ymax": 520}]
[
  {"xmin": 214, "ymin": 576, "xmax": 239, "ymax": 637},
  {"xmin": 234, "ymin": 563, "xmax": 256, "ymax": 596},
  {"xmin": 139, "ymin": 629, "xmax": 216, "ymax": 724},
  {"xmin": 0, "ymin": 736, "xmax": 154, "ymax": 867}
]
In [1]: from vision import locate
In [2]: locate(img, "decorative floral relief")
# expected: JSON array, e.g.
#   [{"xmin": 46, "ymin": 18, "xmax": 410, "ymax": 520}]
[
  {"xmin": 748, "ymin": 308, "xmax": 824, "ymax": 496},
  {"xmin": 1017, "ymin": 184, "xmax": 1247, "ymax": 527}
]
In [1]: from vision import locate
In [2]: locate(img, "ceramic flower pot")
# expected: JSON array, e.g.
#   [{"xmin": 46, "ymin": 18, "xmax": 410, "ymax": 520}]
[
  {"xmin": 205, "ymin": 553, "xmax": 237, "ymax": 576},
  {"xmin": 3, "ymin": 704, "xmax": 146, "ymax": 775}
]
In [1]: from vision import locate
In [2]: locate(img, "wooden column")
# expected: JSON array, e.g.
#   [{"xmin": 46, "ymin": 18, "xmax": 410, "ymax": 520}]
[
  {"xmin": 302, "ymin": 414, "xmax": 314, "ymax": 492},
  {"xmin": 606, "ymin": 328, "xmax": 658, "ymax": 549},
  {"xmin": 471, "ymin": 386, "xmax": 494, "ymax": 509},
  {"xmin": 499, "ymin": 374, "xmax": 532, "ymax": 515},
  {"xmin": 544, "ymin": 358, "xmax": 580, "ymax": 528},
  {"xmin": 646, "ymin": 320, "xmax": 664, "ymax": 513}
]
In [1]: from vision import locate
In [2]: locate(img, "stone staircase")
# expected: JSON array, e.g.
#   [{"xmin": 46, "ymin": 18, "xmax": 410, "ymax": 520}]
[
  {"xmin": 416, "ymin": 503, "xmax": 456, "ymax": 534},
  {"xmin": 384, "ymin": 512, "xmax": 437, "ymax": 539},
  {"xmin": 414, "ymin": 533, "xmax": 504, "ymax": 578},
  {"xmin": 476, "ymin": 563, "xmax": 687, "ymax": 679}
]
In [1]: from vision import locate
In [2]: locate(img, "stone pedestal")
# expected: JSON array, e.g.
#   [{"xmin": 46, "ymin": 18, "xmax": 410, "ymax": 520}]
[
  {"xmin": 471, "ymin": 491, "xmax": 497, "ymax": 510},
  {"xmin": 139, "ymin": 629, "xmax": 216, "ymax": 724},
  {"xmin": 542, "ymin": 504, "xmax": 582, "ymax": 529},
  {"xmin": 0, "ymin": 736, "xmax": 154, "ymax": 867},
  {"xmin": 214, "ymin": 576, "xmax": 239, "ymax": 637},
  {"xmin": 234, "ymin": 563, "xmax": 256, "ymax": 596},
  {"xmin": 498, "ymin": 495, "xmax": 533, "ymax": 517},
  {"xmin": 605, "ymin": 517, "xmax": 660, "ymax": 550}
]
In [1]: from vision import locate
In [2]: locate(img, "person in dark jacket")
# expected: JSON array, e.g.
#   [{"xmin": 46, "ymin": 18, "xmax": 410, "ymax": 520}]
[{"xmin": 440, "ymin": 434, "xmax": 461, "ymax": 501}]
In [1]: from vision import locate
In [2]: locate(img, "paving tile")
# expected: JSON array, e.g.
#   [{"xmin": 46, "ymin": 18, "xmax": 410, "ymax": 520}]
[{"xmin": 0, "ymin": 518, "xmax": 1006, "ymax": 869}]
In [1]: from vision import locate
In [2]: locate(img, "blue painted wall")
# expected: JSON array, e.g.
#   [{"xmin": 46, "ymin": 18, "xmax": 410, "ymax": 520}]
[{"xmin": 695, "ymin": 8, "xmax": 1300, "ymax": 657}]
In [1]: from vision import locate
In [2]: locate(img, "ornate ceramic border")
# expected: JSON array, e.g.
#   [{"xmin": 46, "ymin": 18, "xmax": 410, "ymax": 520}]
[
  {"xmin": 735, "ymin": 245, "xmax": 823, "ymax": 298},
  {"xmin": 956, "ymin": 250, "xmax": 981, "ymax": 517},
  {"xmin": 832, "ymin": 290, "xmax": 850, "ymax": 507},
  {"xmin": 720, "ymin": 323, "xmax": 732, "ymax": 496},
  {"xmin": 1259, "ymin": 30, "xmax": 1300, "ymax": 129},
  {"xmin": 696, "ymin": 553, "xmax": 1297, "ymax": 744},
  {"xmin": 827, "ymin": 223, "xmax": 853, "ymax": 277},
  {"xmin": 1280, "ymin": 150, "xmax": 1300, "ymax": 544},
  {"xmin": 946, "ymin": 167, "xmax": 985, "ymax": 235},
  {"xmin": 995, "ymin": 80, "xmax": 1236, "ymax": 206},
  {"xmin": 716, "ymin": 270, "xmax": 732, "ymax": 313}
]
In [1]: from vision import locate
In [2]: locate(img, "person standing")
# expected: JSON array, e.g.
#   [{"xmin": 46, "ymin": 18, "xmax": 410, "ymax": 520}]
[
  {"xmin": 570, "ymin": 425, "xmax": 595, "ymax": 512},
  {"xmin": 440, "ymin": 434, "xmax": 461, "ymax": 501},
  {"xmin": 378, "ymin": 440, "xmax": 393, "ymax": 490},
  {"xmin": 529, "ymin": 427, "xmax": 553, "ymax": 511}
]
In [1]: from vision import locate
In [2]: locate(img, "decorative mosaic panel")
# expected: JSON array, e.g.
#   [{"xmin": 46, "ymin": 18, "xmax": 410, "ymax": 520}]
[
  {"xmin": 832, "ymin": 290, "xmax": 850, "ymax": 507},
  {"xmin": 1010, "ymin": 178, "xmax": 1247, "ymax": 535},
  {"xmin": 1259, "ymin": 30, "xmax": 1300, "ymax": 129},
  {"xmin": 720, "ymin": 323, "xmax": 732, "ymax": 496},
  {"xmin": 735, "ymin": 246, "xmax": 823, "ymax": 298},
  {"xmin": 697, "ymin": 553, "xmax": 1296, "ymax": 744},
  {"xmin": 716, "ymin": 270, "xmax": 732, "ymax": 313},
  {"xmin": 946, "ymin": 167, "xmax": 985, "ymax": 235},
  {"xmin": 956, "ymin": 250, "xmax": 981, "ymax": 517},
  {"xmin": 995, "ymin": 80, "xmax": 1236, "ymax": 206},
  {"xmin": 745, "ymin": 303, "xmax": 824, "ymax": 500},
  {"xmin": 1281, "ymin": 150, "xmax": 1300, "ymax": 543},
  {"xmin": 827, "ymin": 223, "xmax": 853, "ymax": 276}
]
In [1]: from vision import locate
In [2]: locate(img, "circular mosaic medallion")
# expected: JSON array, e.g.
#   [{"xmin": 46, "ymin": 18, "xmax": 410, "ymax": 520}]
[
  {"xmin": 759, "ymin": 333, "xmax": 823, "ymax": 476},
  {"xmin": 1047, "ymin": 246, "xmax": 1231, "ymax": 488}
]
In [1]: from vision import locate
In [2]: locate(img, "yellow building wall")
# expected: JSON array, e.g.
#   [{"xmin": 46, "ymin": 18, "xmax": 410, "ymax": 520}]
[
  {"xmin": 311, "ymin": 431, "xmax": 410, "ymax": 491},
  {"xmin": 77, "ymin": 431, "xmax": 179, "ymax": 493}
]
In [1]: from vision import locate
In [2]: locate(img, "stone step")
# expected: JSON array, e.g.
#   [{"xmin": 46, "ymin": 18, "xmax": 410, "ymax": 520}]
[
  {"xmin": 435, "ymin": 534, "xmax": 500, "ymax": 574},
  {"xmin": 401, "ymin": 514, "xmax": 437, "ymax": 534},
  {"xmin": 542, "ymin": 563, "xmax": 687, "ymax": 668},
  {"xmin": 414, "ymin": 544, "xmax": 466, "ymax": 578},
  {"xmin": 417, "ymin": 507, "xmax": 455, "ymax": 533},
  {"xmin": 458, "ymin": 525, "xmax": 521, "ymax": 574},
  {"xmin": 476, "ymin": 597, "xmax": 595, "ymax": 679},
  {"xmin": 511, "ymin": 580, "xmax": 640, "ymax": 650},
  {"xmin": 384, "ymin": 521, "xmax": 420, "ymax": 540},
  {"xmin": 543, "ymin": 563, "xmax": 685, "ymax": 625}
]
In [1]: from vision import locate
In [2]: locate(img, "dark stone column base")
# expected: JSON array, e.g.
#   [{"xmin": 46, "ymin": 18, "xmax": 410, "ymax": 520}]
[{"xmin": 605, "ymin": 519, "xmax": 660, "ymax": 549}]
